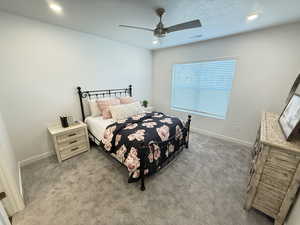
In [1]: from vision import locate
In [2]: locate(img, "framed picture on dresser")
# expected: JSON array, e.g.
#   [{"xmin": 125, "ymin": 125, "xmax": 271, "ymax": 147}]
[
  {"xmin": 286, "ymin": 73, "xmax": 300, "ymax": 104},
  {"xmin": 279, "ymin": 94, "xmax": 300, "ymax": 141}
]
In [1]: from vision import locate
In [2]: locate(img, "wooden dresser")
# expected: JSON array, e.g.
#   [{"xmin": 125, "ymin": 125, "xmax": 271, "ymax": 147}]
[
  {"xmin": 48, "ymin": 121, "xmax": 90, "ymax": 163},
  {"xmin": 245, "ymin": 112, "xmax": 300, "ymax": 225}
]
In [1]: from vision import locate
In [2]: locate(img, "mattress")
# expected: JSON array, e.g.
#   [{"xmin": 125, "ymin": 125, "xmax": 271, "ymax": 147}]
[{"xmin": 85, "ymin": 116, "xmax": 114, "ymax": 141}]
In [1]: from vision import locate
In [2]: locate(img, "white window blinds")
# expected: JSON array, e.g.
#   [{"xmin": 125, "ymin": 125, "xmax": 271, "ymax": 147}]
[{"xmin": 171, "ymin": 59, "xmax": 236, "ymax": 119}]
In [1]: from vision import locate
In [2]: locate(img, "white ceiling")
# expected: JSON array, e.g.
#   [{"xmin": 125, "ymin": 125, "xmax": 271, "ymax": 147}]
[{"xmin": 0, "ymin": 0, "xmax": 300, "ymax": 49}]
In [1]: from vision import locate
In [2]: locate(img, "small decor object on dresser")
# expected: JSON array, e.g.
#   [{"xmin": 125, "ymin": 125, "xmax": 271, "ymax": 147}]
[
  {"xmin": 48, "ymin": 121, "xmax": 90, "ymax": 163},
  {"xmin": 279, "ymin": 94, "xmax": 300, "ymax": 141},
  {"xmin": 59, "ymin": 115, "xmax": 74, "ymax": 128},
  {"xmin": 60, "ymin": 115, "xmax": 69, "ymax": 128},
  {"xmin": 286, "ymin": 73, "xmax": 300, "ymax": 105}
]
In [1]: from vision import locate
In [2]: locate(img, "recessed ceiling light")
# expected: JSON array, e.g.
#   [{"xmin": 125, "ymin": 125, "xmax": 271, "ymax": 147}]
[
  {"xmin": 49, "ymin": 3, "xmax": 63, "ymax": 13},
  {"xmin": 247, "ymin": 13, "xmax": 259, "ymax": 21}
]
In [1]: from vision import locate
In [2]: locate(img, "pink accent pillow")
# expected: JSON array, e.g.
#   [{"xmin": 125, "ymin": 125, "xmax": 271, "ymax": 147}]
[
  {"xmin": 119, "ymin": 97, "xmax": 135, "ymax": 104},
  {"xmin": 97, "ymin": 98, "xmax": 120, "ymax": 119},
  {"xmin": 102, "ymin": 108, "xmax": 113, "ymax": 119}
]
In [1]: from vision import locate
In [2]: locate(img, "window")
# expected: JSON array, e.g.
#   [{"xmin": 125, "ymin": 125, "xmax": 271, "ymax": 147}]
[{"xmin": 171, "ymin": 59, "xmax": 236, "ymax": 119}]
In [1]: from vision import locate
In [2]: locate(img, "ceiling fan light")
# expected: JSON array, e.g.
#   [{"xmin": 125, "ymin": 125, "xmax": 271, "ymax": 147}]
[
  {"xmin": 152, "ymin": 37, "xmax": 160, "ymax": 45},
  {"xmin": 153, "ymin": 36, "xmax": 164, "ymax": 45}
]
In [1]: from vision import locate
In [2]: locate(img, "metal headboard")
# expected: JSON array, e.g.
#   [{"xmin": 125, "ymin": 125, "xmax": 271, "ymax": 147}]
[{"xmin": 77, "ymin": 85, "xmax": 132, "ymax": 121}]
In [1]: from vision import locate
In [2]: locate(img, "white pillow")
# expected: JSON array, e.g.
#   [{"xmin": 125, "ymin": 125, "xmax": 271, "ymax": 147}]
[
  {"xmin": 110, "ymin": 101, "xmax": 145, "ymax": 121},
  {"xmin": 88, "ymin": 99, "xmax": 101, "ymax": 117}
]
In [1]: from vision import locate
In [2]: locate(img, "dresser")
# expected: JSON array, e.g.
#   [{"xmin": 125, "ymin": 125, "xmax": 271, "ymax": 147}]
[
  {"xmin": 245, "ymin": 112, "xmax": 300, "ymax": 225},
  {"xmin": 48, "ymin": 121, "xmax": 90, "ymax": 162}
]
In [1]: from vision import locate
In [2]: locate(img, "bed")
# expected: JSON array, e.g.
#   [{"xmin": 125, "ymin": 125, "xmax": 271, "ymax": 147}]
[{"xmin": 77, "ymin": 85, "xmax": 191, "ymax": 191}]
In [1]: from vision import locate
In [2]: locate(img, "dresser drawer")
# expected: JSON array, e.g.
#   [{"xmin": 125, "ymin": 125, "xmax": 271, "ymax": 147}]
[
  {"xmin": 252, "ymin": 200, "xmax": 278, "ymax": 218},
  {"xmin": 56, "ymin": 128, "xmax": 85, "ymax": 144},
  {"xmin": 253, "ymin": 182, "xmax": 285, "ymax": 217},
  {"xmin": 60, "ymin": 143, "xmax": 88, "ymax": 160},
  {"xmin": 57, "ymin": 136, "xmax": 87, "ymax": 151},
  {"xmin": 264, "ymin": 160, "xmax": 295, "ymax": 180},
  {"xmin": 267, "ymin": 148, "xmax": 299, "ymax": 170},
  {"xmin": 260, "ymin": 172, "xmax": 290, "ymax": 192}
]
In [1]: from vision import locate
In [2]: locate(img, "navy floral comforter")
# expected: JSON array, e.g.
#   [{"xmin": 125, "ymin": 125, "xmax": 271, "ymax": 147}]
[{"xmin": 100, "ymin": 112, "xmax": 187, "ymax": 182}]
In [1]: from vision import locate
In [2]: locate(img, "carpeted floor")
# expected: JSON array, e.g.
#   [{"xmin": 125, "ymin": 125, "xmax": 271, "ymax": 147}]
[{"xmin": 13, "ymin": 132, "xmax": 273, "ymax": 225}]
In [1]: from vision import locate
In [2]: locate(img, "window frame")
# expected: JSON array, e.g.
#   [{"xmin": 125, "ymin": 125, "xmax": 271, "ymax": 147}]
[{"xmin": 170, "ymin": 57, "xmax": 237, "ymax": 120}]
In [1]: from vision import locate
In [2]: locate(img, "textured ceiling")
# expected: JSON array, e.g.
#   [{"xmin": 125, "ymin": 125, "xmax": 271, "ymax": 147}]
[{"xmin": 0, "ymin": 0, "xmax": 300, "ymax": 49}]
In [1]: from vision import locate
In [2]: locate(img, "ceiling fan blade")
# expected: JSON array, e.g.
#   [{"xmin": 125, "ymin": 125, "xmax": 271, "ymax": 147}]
[
  {"xmin": 119, "ymin": 25, "xmax": 154, "ymax": 32},
  {"xmin": 165, "ymin": 20, "xmax": 202, "ymax": 33}
]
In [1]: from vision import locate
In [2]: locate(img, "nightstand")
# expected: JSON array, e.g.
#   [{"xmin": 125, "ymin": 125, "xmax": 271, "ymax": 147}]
[
  {"xmin": 48, "ymin": 121, "xmax": 90, "ymax": 163},
  {"xmin": 144, "ymin": 106, "xmax": 154, "ymax": 113}
]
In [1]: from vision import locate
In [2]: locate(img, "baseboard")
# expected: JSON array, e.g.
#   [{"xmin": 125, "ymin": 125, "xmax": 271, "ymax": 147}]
[
  {"xmin": 17, "ymin": 162, "xmax": 23, "ymax": 199},
  {"xmin": 191, "ymin": 127, "xmax": 253, "ymax": 148},
  {"xmin": 18, "ymin": 130, "xmax": 251, "ymax": 167},
  {"xmin": 19, "ymin": 151, "xmax": 54, "ymax": 167}
]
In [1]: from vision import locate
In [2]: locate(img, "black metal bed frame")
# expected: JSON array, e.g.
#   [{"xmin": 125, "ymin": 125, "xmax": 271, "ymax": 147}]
[{"xmin": 77, "ymin": 85, "xmax": 191, "ymax": 191}]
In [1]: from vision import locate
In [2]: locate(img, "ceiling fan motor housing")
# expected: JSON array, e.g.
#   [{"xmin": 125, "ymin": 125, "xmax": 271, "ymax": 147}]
[
  {"xmin": 154, "ymin": 21, "xmax": 166, "ymax": 37},
  {"xmin": 156, "ymin": 8, "xmax": 165, "ymax": 17},
  {"xmin": 154, "ymin": 8, "xmax": 166, "ymax": 37}
]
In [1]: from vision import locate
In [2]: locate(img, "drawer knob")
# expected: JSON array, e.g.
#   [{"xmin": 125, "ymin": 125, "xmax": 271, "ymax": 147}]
[
  {"xmin": 71, "ymin": 147, "xmax": 79, "ymax": 152},
  {"xmin": 0, "ymin": 192, "xmax": 6, "ymax": 200},
  {"xmin": 247, "ymin": 185, "xmax": 252, "ymax": 193},
  {"xmin": 69, "ymin": 140, "xmax": 77, "ymax": 144},
  {"xmin": 249, "ymin": 167, "xmax": 255, "ymax": 175},
  {"xmin": 68, "ymin": 133, "xmax": 76, "ymax": 137}
]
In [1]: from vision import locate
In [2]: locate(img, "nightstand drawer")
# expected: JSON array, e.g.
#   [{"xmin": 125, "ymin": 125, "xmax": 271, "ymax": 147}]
[
  {"xmin": 56, "ymin": 128, "xmax": 85, "ymax": 144},
  {"xmin": 58, "ymin": 137, "xmax": 87, "ymax": 152},
  {"xmin": 60, "ymin": 143, "xmax": 88, "ymax": 160}
]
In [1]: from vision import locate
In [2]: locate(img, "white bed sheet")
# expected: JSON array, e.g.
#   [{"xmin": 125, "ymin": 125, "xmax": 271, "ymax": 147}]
[{"xmin": 85, "ymin": 116, "xmax": 114, "ymax": 141}]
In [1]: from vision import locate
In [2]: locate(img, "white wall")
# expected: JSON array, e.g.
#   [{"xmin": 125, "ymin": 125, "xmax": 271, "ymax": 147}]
[
  {"xmin": 152, "ymin": 22, "xmax": 300, "ymax": 145},
  {"xmin": 0, "ymin": 11, "xmax": 152, "ymax": 162},
  {"xmin": 0, "ymin": 111, "xmax": 24, "ymax": 215}
]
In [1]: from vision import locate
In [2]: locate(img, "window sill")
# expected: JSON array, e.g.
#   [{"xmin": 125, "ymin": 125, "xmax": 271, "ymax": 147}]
[{"xmin": 171, "ymin": 107, "xmax": 226, "ymax": 120}]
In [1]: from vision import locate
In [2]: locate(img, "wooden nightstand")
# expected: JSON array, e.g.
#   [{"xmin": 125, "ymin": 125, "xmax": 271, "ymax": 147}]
[{"xmin": 48, "ymin": 121, "xmax": 90, "ymax": 163}]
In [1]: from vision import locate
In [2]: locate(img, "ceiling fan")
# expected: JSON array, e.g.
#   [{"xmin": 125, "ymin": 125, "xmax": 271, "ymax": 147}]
[{"xmin": 119, "ymin": 8, "xmax": 202, "ymax": 38}]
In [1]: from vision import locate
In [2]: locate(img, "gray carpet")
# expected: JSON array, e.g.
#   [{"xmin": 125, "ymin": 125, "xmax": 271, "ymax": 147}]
[{"xmin": 13, "ymin": 132, "xmax": 273, "ymax": 225}]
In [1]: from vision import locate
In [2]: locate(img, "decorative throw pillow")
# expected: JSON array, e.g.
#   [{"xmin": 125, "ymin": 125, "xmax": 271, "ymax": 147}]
[
  {"xmin": 119, "ymin": 97, "xmax": 135, "ymax": 104},
  {"xmin": 97, "ymin": 98, "xmax": 121, "ymax": 119},
  {"xmin": 102, "ymin": 108, "xmax": 113, "ymax": 119},
  {"xmin": 110, "ymin": 101, "xmax": 145, "ymax": 121},
  {"xmin": 88, "ymin": 99, "xmax": 101, "ymax": 117}
]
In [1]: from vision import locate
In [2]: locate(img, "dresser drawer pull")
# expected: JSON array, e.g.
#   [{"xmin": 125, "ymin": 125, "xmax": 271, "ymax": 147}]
[
  {"xmin": 69, "ymin": 140, "xmax": 77, "ymax": 144},
  {"xmin": 249, "ymin": 167, "xmax": 255, "ymax": 175},
  {"xmin": 247, "ymin": 185, "xmax": 252, "ymax": 193},
  {"xmin": 71, "ymin": 147, "xmax": 79, "ymax": 152},
  {"xmin": 68, "ymin": 133, "xmax": 76, "ymax": 137}
]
